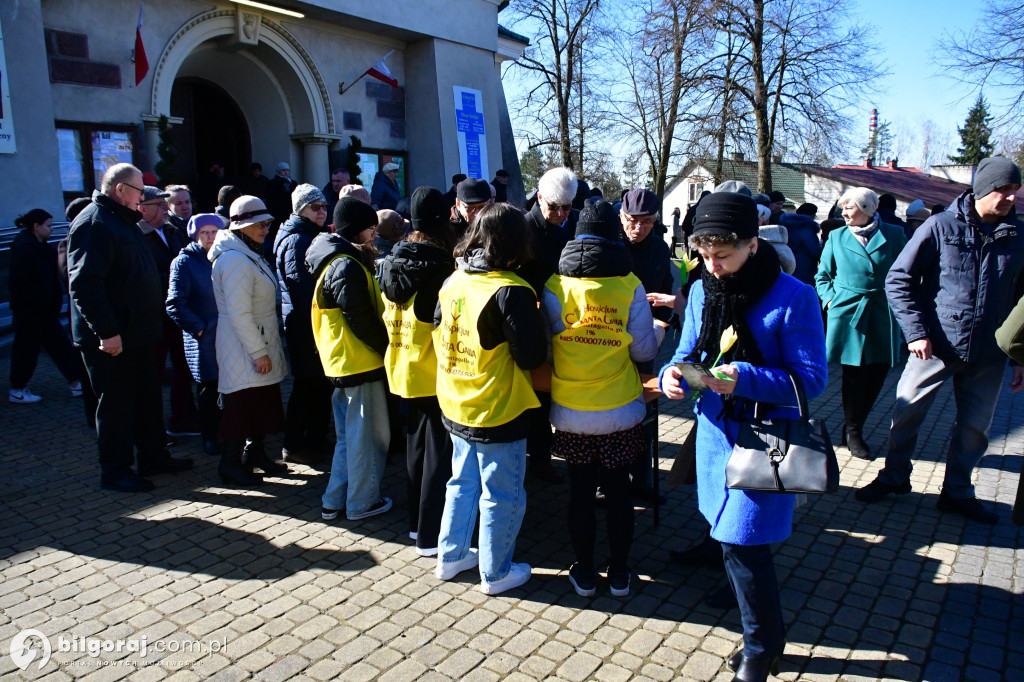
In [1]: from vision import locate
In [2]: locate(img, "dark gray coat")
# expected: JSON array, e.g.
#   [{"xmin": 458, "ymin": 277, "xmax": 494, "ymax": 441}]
[{"xmin": 886, "ymin": 191, "xmax": 1024, "ymax": 363}]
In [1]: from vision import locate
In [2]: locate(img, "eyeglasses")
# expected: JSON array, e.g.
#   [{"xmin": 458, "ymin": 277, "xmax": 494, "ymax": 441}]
[
  {"xmin": 623, "ymin": 214, "xmax": 656, "ymax": 228},
  {"xmin": 120, "ymin": 182, "xmax": 144, "ymax": 195},
  {"xmin": 309, "ymin": 203, "xmax": 328, "ymax": 212},
  {"xmin": 544, "ymin": 199, "xmax": 572, "ymax": 212}
]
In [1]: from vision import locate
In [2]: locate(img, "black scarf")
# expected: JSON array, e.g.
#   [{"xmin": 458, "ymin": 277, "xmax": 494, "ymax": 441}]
[
  {"xmin": 237, "ymin": 231, "xmax": 264, "ymax": 255},
  {"xmin": 686, "ymin": 239, "xmax": 781, "ymax": 416}
]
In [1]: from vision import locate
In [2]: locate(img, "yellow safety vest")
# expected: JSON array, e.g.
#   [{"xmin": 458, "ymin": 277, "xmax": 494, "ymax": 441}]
[
  {"xmin": 434, "ymin": 269, "xmax": 540, "ymax": 428},
  {"xmin": 382, "ymin": 291, "xmax": 437, "ymax": 398},
  {"xmin": 311, "ymin": 254, "xmax": 385, "ymax": 378},
  {"xmin": 545, "ymin": 273, "xmax": 643, "ymax": 411}
]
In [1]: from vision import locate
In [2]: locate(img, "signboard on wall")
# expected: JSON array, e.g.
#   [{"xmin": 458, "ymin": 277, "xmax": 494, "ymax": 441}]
[
  {"xmin": 453, "ymin": 86, "xmax": 488, "ymax": 181},
  {"xmin": 91, "ymin": 131, "xmax": 133, "ymax": 180},
  {"xmin": 0, "ymin": 15, "xmax": 17, "ymax": 154}
]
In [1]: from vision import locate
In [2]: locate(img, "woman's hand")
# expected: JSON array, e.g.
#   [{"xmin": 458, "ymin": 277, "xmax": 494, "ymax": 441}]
[
  {"xmin": 701, "ymin": 363, "xmax": 738, "ymax": 394},
  {"xmin": 647, "ymin": 292, "xmax": 676, "ymax": 308},
  {"xmin": 662, "ymin": 366, "xmax": 686, "ymax": 400},
  {"xmin": 254, "ymin": 355, "xmax": 272, "ymax": 374}
]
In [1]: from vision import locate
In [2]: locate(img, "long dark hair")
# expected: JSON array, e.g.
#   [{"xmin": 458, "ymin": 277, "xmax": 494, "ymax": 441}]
[
  {"xmin": 454, "ymin": 203, "xmax": 534, "ymax": 270},
  {"xmin": 15, "ymin": 209, "xmax": 52, "ymax": 231}
]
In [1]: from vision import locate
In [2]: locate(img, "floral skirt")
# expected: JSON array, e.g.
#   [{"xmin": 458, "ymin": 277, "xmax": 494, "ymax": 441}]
[{"xmin": 552, "ymin": 424, "xmax": 645, "ymax": 470}]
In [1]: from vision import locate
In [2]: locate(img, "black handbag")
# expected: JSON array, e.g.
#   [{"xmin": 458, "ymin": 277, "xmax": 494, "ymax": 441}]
[{"xmin": 725, "ymin": 369, "xmax": 839, "ymax": 494}]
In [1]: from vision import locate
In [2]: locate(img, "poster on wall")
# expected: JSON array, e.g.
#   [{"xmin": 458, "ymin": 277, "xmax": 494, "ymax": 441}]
[
  {"xmin": 452, "ymin": 86, "xmax": 488, "ymax": 181},
  {"xmin": 91, "ymin": 131, "xmax": 132, "ymax": 180},
  {"xmin": 357, "ymin": 153, "xmax": 379, "ymax": 189},
  {"xmin": 0, "ymin": 15, "xmax": 17, "ymax": 154}
]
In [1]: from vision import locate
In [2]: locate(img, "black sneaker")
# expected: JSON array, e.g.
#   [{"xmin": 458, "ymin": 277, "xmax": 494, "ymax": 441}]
[
  {"xmin": 321, "ymin": 507, "xmax": 342, "ymax": 521},
  {"xmin": 608, "ymin": 569, "xmax": 632, "ymax": 597},
  {"xmin": 568, "ymin": 563, "xmax": 597, "ymax": 597},
  {"xmin": 854, "ymin": 476, "xmax": 911, "ymax": 502},
  {"xmin": 346, "ymin": 497, "xmax": 392, "ymax": 520},
  {"xmin": 937, "ymin": 490, "xmax": 998, "ymax": 524}
]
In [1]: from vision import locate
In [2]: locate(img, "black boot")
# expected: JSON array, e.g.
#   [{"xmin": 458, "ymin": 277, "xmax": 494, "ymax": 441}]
[
  {"xmin": 244, "ymin": 436, "xmax": 289, "ymax": 475},
  {"xmin": 845, "ymin": 425, "xmax": 872, "ymax": 460},
  {"xmin": 732, "ymin": 654, "xmax": 780, "ymax": 682},
  {"xmin": 219, "ymin": 440, "xmax": 264, "ymax": 487}
]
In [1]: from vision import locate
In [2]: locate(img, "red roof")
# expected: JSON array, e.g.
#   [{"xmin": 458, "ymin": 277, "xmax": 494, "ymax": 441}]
[{"xmin": 802, "ymin": 164, "xmax": 970, "ymax": 210}]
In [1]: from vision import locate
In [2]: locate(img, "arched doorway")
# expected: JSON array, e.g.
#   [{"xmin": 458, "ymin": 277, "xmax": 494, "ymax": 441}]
[{"xmin": 170, "ymin": 78, "xmax": 251, "ymax": 208}]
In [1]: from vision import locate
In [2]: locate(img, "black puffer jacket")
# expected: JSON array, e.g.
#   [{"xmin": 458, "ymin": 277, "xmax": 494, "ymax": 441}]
[
  {"xmin": 628, "ymin": 231, "xmax": 675, "ymax": 324},
  {"xmin": 68, "ymin": 192, "xmax": 163, "ymax": 350},
  {"xmin": 378, "ymin": 240, "xmax": 456, "ymax": 325},
  {"xmin": 305, "ymin": 233, "xmax": 388, "ymax": 387},
  {"xmin": 433, "ymin": 249, "xmax": 548, "ymax": 443},
  {"xmin": 9, "ymin": 230, "xmax": 63, "ymax": 318},
  {"xmin": 557, "ymin": 235, "xmax": 633, "ymax": 279},
  {"xmin": 275, "ymin": 214, "xmax": 327, "ymax": 327}
]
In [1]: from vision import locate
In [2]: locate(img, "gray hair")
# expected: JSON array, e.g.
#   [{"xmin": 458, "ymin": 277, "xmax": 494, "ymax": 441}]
[
  {"xmin": 100, "ymin": 163, "xmax": 142, "ymax": 194},
  {"xmin": 537, "ymin": 167, "xmax": 578, "ymax": 205}
]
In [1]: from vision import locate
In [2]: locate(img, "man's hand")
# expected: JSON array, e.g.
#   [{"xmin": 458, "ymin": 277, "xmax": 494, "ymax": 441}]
[
  {"xmin": 662, "ymin": 366, "xmax": 686, "ymax": 400},
  {"xmin": 254, "ymin": 355, "xmax": 272, "ymax": 374},
  {"xmin": 99, "ymin": 335, "xmax": 122, "ymax": 356},
  {"xmin": 908, "ymin": 338, "xmax": 932, "ymax": 360},
  {"xmin": 1010, "ymin": 365, "xmax": 1024, "ymax": 392},
  {"xmin": 701, "ymin": 364, "xmax": 738, "ymax": 395}
]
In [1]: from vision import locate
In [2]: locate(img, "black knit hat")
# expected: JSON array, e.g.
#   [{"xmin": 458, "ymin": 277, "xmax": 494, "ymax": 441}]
[
  {"xmin": 334, "ymin": 196, "xmax": 378, "ymax": 242},
  {"xmin": 65, "ymin": 197, "xmax": 91, "ymax": 222},
  {"xmin": 575, "ymin": 200, "xmax": 622, "ymax": 241},
  {"xmin": 456, "ymin": 178, "xmax": 491, "ymax": 203},
  {"xmin": 692, "ymin": 192, "xmax": 759, "ymax": 240},
  {"xmin": 769, "ymin": 190, "xmax": 785, "ymax": 204},
  {"xmin": 410, "ymin": 186, "xmax": 448, "ymax": 235},
  {"xmin": 973, "ymin": 156, "xmax": 1022, "ymax": 199},
  {"xmin": 796, "ymin": 202, "xmax": 818, "ymax": 217}
]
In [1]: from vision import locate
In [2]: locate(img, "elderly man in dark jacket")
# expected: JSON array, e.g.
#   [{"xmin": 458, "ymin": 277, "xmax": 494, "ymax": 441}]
[
  {"xmin": 857, "ymin": 157, "xmax": 1024, "ymax": 523},
  {"xmin": 68, "ymin": 163, "xmax": 192, "ymax": 492},
  {"xmin": 620, "ymin": 188, "xmax": 674, "ymax": 502},
  {"xmin": 275, "ymin": 184, "xmax": 334, "ymax": 463}
]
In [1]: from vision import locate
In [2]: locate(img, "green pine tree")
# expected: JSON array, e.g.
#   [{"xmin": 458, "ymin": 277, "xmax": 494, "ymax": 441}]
[
  {"xmin": 519, "ymin": 147, "xmax": 544, "ymax": 192},
  {"xmin": 860, "ymin": 119, "xmax": 893, "ymax": 164},
  {"xmin": 949, "ymin": 95, "xmax": 994, "ymax": 165},
  {"xmin": 346, "ymin": 136, "xmax": 364, "ymax": 184}
]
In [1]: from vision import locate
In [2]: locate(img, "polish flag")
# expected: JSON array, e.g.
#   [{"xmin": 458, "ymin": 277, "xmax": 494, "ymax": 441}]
[
  {"xmin": 134, "ymin": 3, "xmax": 149, "ymax": 86},
  {"xmin": 364, "ymin": 50, "xmax": 398, "ymax": 88}
]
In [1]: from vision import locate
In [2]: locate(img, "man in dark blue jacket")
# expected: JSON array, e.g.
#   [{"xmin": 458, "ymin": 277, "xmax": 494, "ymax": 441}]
[
  {"xmin": 857, "ymin": 157, "xmax": 1024, "ymax": 523},
  {"xmin": 68, "ymin": 164, "xmax": 192, "ymax": 492}
]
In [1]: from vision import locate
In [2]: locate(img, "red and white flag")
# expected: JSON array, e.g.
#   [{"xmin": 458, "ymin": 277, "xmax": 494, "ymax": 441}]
[
  {"xmin": 134, "ymin": 3, "xmax": 149, "ymax": 86},
  {"xmin": 364, "ymin": 50, "xmax": 398, "ymax": 88}
]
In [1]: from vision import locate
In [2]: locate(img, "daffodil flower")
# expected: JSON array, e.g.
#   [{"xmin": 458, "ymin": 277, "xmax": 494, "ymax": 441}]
[
  {"xmin": 680, "ymin": 254, "xmax": 700, "ymax": 275},
  {"xmin": 709, "ymin": 325, "xmax": 738, "ymax": 380}
]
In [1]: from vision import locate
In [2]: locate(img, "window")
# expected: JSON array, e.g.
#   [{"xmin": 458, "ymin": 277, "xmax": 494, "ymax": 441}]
[
  {"xmin": 356, "ymin": 148, "xmax": 407, "ymax": 197},
  {"xmin": 55, "ymin": 122, "xmax": 137, "ymax": 203},
  {"xmin": 688, "ymin": 181, "xmax": 704, "ymax": 203}
]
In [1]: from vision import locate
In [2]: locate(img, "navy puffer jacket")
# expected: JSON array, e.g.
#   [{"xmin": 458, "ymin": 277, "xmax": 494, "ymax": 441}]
[
  {"xmin": 886, "ymin": 191, "xmax": 1024, "ymax": 363},
  {"xmin": 167, "ymin": 241, "xmax": 219, "ymax": 382},
  {"xmin": 777, "ymin": 212, "xmax": 822, "ymax": 285}
]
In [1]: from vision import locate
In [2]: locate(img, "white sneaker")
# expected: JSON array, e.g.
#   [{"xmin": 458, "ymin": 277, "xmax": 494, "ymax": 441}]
[
  {"xmin": 416, "ymin": 546, "xmax": 438, "ymax": 557},
  {"xmin": 9, "ymin": 388, "xmax": 41, "ymax": 404},
  {"xmin": 480, "ymin": 562, "xmax": 531, "ymax": 595},
  {"xmin": 435, "ymin": 548, "xmax": 478, "ymax": 580}
]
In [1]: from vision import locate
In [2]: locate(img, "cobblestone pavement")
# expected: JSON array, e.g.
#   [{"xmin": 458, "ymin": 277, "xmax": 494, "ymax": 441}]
[{"xmin": 1, "ymin": 335, "xmax": 1022, "ymax": 682}]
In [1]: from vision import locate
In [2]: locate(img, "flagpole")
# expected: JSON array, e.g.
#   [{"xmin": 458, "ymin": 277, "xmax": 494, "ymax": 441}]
[{"xmin": 338, "ymin": 73, "xmax": 368, "ymax": 96}]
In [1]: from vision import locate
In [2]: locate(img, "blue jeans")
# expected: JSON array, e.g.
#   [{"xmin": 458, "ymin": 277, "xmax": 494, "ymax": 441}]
[
  {"xmin": 437, "ymin": 435, "xmax": 527, "ymax": 582},
  {"xmin": 879, "ymin": 355, "xmax": 1006, "ymax": 498},
  {"xmin": 322, "ymin": 381, "xmax": 390, "ymax": 515},
  {"xmin": 722, "ymin": 542, "xmax": 785, "ymax": 661}
]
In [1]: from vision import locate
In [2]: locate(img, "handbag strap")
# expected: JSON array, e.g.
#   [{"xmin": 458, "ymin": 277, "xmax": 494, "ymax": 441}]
[{"xmin": 751, "ymin": 368, "xmax": 810, "ymax": 424}]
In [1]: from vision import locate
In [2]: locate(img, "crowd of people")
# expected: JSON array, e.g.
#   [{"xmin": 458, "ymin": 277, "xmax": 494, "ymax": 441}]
[{"xmin": 8, "ymin": 154, "xmax": 1024, "ymax": 682}]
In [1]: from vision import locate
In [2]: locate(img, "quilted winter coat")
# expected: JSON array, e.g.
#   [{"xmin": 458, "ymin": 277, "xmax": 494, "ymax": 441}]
[
  {"xmin": 209, "ymin": 230, "xmax": 287, "ymax": 394},
  {"xmin": 166, "ymin": 241, "xmax": 219, "ymax": 383}
]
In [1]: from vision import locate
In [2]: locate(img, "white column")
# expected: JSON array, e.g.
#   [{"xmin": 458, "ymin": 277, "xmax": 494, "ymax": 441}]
[{"xmin": 291, "ymin": 134, "xmax": 341, "ymax": 188}]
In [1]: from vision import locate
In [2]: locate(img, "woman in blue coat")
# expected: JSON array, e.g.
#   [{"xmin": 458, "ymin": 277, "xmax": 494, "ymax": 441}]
[
  {"xmin": 660, "ymin": 192, "xmax": 827, "ymax": 682},
  {"xmin": 814, "ymin": 188, "xmax": 907, "ymax": 460},
  {"xmin": 166, "ymin": 214, "xmax": 225, "ymax": 455}
]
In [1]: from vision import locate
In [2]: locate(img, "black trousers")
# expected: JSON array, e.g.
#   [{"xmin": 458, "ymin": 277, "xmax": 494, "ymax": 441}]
[
  {"xmin": 722, "ymin": 542, "xmax": 786, "ymax": 661},
  {"xmin": 840, "ymin": 363, "xmax": 890, "ymax": 432},
  {"xmin": 283, "ymin": 324, "xmax": 333, "ymax": 449},
  {"xmin": 406, "ymin": 397, "xmax": 453, "ymax": 549},
  {"xmin": 629, "ymin": 359, "xmax": 656, "ymax": 488},
  {"xmin": 567, "ymin": 461, "xmax": 633, "ymax": 573},
  {"xmin": 526, "ymin": 391, "xmax": 553, "ymax": 467},
  {"xmin": 197, "ymin": 380, "xmax": 221, "ymax": 441},
  {"xmin": 80, "ymin": 343, "xmax": 166, "ymax": 478},
  {"xmin": 10, "ymin": 313, "xmax": 80, "ymax": 389},
  {"xmin": 156, "ymin": 315, "xmax": 197, "ymax": 427}
]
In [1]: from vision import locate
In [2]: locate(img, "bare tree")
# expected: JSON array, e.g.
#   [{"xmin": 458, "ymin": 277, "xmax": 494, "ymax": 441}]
[
  {"xmin": 608, "ymin": 0, "xmax": 710, "ymax": 199},
  {"xmin": 508, "ymin": 0, "xmax": 603, "ymax": 170},
  {"xmin": 710, "ymin": 0, "xmax": 885, "ymax": 191},
  {"xmin": 937, "ymin": 0, "xmax": 1024, "ymax": 128},
  {"xmin": 918, "ymin": 119, "xmax": 955, "ymax": 170}
]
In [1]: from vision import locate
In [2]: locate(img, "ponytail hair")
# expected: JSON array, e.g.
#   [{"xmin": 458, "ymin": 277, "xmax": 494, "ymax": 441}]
[{"xmin": 15, "ymin": 208, "xmax": 52, "ymax": 231}]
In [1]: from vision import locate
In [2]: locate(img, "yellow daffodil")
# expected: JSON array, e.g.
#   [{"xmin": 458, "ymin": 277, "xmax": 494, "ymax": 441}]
[
  {"xmin": 719, "ymin": 326, "xmax": 738, "ymax": 354},
  {"xmin": 680, "ymin": 254, "xmax": 700, "ymax": 274}
]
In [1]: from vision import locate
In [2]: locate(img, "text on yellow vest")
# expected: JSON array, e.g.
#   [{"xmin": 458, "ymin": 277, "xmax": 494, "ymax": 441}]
[{"xmin": 382, "ymin": 291, "xmax": 437, "ymax": 398}]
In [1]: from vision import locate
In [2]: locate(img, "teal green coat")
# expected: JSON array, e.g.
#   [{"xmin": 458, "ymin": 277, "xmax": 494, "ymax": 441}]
[{"xmin": 815, "ymin": 220, "xmax": 907, "ymax": 366}]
